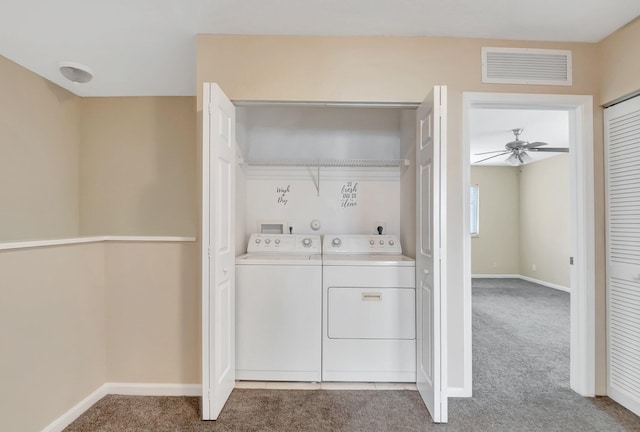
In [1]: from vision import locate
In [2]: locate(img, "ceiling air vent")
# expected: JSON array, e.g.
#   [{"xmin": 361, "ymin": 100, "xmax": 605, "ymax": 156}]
[{"xmin": 482, "ymin": 47, "xmax": 572, "ymax": 86}]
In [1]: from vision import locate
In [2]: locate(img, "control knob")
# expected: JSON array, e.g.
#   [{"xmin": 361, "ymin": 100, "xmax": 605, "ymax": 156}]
[
  {"xmin": 255, "ymin": 239, "xmax": 261, "ymax": 244},
  {"xmin": 265, "ymin": 239, "xmax": 271, "ymax": 244},
  {"xmin": 389, "ymin": 240, "xmax": 395, "ymax": 246},
  {"xmin": 302, "ymin": 238, "xmax": 312, "ymax": 247},
  {"xmin": 369, "ymin": 240, "xmax": 374, "ymax": 245},
  {"xmin": 275, "ymin": 239, "xmax": 280, "ymax": 244},
  {"xmin": 331, "ymin": 238, "xmax": 342, "ymax": 247},
  {"xmin": 379, "ymin": 240, "xmax": 384, "ymax": 245}
]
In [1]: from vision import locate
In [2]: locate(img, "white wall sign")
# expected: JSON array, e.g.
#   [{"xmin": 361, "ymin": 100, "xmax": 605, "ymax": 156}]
[
  {"xmin": 277, "ymin": 184, "xmax": 291, "ymax": 206},
  {"xmin": 340, "ymin": 181, "xmax": 358, "ymax": 208}
]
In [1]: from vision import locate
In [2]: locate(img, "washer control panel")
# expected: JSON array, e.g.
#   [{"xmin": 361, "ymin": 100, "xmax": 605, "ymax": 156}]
[
  {"xmin": 247, "ymin": 233, "xmax": 321, "ymax": 254},
  {"xmin": 322, "ymin": 235, "xmax": 402, "ymax": 254}
]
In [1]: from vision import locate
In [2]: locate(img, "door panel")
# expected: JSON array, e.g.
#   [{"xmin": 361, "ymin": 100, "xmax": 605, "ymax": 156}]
[
  {"xmin": 605, "ymin": 96, "xmax": 640, "ymax": 417},
  {"xmin": 420, "ymin": 163, "xmax": 433, "ymax": 256},
  {"xmin": 215, "ymin": 280, "xmax": 232, "ymax": 380},
  {"xmin": 416, "ymin": 86, "xmax": 447, "ymax": 423},
  {"xmin": 202, "ymin": 83, "xmax": 236, "ymax": 420},
  {"xmin": 217, "ymin": 158, "xmax": 231, "ymax": 255},
  {"xmin": 421, "ymin": 281, "xmax": 433, "ymax": 380}
]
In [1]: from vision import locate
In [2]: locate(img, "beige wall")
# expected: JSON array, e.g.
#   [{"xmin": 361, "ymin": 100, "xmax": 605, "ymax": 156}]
[
  {"xmin": 79, "ymin": 97, "xmax": 197, "ymax": 237},
  {"xmin": 0, "ymin": 240, "xmax": 199, "ymax": 432},
  {"xmin": 105, "ymin": 241, "xmax": 199, "ymax": 383},
  {"xmin": 0, "ymin": 55, "xmax": 197, "ymax": 240},
  {"xmin": 197, "ymin": 36, "xmax": 598, "ymax": 103},
  {"xmin": 598, "ymin": 17, "xmax": 640, "ymax": 105},
  {"xmin": 470, "ymin": 167, "xmax": 520, "ymax": 275},
  {"xmin": 520, "ymin": 155, "xmax": 570, "ymax": 286},
  {"xmin": 0, "ymin": 244, "xmax": 106, "ymax": 432},
  {"xmin": 0, "ymin": 55, "xmax": 81, "ymax": 242},
  {"xmin": 197, "ymin": 34, "xmax": 600, "ymax": 390},
  {"xmin": 0, "ymin": 57, "xmax": 200, "ymax": 431},
  {"xmin": 471, "ymin": 158, "xmax": 570, "ymax": 287}
]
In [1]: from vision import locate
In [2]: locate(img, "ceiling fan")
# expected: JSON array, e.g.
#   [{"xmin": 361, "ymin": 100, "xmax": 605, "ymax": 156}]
[{"xmin": 474, "ymin": 128, "xmax": 569, "ymax": 165}]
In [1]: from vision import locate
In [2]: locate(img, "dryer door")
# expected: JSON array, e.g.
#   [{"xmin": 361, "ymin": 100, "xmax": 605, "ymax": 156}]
[{"xmin": 328, "ymin": 287, "xmax": 415, "ymax": 339}]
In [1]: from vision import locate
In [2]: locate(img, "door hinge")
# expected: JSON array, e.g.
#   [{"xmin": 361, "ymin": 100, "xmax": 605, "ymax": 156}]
[{"xmin": 569, "ymin": 256, "xmax": 574, "ymax": 265}]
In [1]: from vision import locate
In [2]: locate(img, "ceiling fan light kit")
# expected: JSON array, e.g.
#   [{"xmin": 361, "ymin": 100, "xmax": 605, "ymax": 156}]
[
  {"xmin": 474, "ymin": 128, "xmax": 568, "ymax": 165},
  {"xmin": 506, "ymin": 151, "xmax": 531, "ymax": 166}
]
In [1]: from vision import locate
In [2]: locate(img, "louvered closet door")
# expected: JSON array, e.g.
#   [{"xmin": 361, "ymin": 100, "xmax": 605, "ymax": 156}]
[{"xmin": 605, "ymin": 95, "xmax": 640, "ymax": 417}]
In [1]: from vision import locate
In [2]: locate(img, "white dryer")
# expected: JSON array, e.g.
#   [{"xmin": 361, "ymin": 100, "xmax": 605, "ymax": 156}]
[
  {"xmin": 236, "ymin": 233, "xmax": 322, "ymax": 382},
  {"xmin": 322, "ymin": 234, "xmax": 416, "ymax": 382}
]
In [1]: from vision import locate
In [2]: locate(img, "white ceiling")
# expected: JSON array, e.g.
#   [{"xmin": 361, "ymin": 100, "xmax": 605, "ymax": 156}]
[
  {"xmin": 470, "ymin": 108, "xmax": 569, "ymax": 166},
  {"xmin": 1, "ymin": 0, "xmax": 639, "ymax": 97}
]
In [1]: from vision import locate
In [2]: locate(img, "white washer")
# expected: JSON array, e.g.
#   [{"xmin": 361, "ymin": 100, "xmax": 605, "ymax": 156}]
[
  {"xmin": 322, "ymin": 234, "xmax": 416, "ymax": 382},
  {"xmin": 236, "ymin": 233, "xmax": 322, "ymax": 381}
]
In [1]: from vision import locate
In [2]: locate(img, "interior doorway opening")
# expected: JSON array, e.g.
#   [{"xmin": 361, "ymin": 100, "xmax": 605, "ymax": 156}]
[
  {"xmin": 462, "ymin": 92, "xmax": 595, "ymax": 398},
  {"xmin": 467, "ymin": 105, "xmax": 572, "ymax": 404}
]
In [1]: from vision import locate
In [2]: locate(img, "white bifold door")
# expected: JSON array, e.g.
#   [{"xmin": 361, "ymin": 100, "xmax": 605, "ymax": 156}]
[
  {"xmin": 416, "ymin": 86, "xmax": 448, "ymax": 423},
  {"xmin": 604, "ymin": 96, "xmax": 640, "ymax": 417},
  {"xmin": 202, "ymin": 83, "xmax": 236, "ymax": 420}
]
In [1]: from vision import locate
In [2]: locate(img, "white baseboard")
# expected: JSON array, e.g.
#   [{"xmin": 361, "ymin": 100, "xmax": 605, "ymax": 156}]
[
  {"xmin": 104, "ymin": 382, "xmax": 202, "ymax": 396},
  {"xmin": 447, "ymin": 386, "xmax": 472, "ymax": 398},
  {"xmin": 41, "ymin": 383, "xmax": 202, "ymax": 432},
  {"xmin": 41, "ymin": 384, "xmax": 108, "ymax": 432},
  {"xmin": 518, "ymin": 275, "xmax": 572, "ymax": 293},
  {"xmin": 472, "ymin": 274, "xmax": 571, "ymax": 293},
  {"xmin": 472, "ymin": 274, "xmax": 520, "ymax": 279}
]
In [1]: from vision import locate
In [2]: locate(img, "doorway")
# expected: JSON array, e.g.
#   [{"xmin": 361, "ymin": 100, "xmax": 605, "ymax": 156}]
[{"xmin": 461, "ymin": 92, "xmax": 595, "ymax": 397}]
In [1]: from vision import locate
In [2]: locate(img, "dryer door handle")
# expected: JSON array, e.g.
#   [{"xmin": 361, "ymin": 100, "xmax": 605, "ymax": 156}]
[{"xmin": 361, "ymin": 292, "xmax": 383, "ymax": 301}]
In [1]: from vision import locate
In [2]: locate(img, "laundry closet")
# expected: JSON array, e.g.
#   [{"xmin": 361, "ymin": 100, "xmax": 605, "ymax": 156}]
[
  {"xmin": 202, "ymin": 84, "xmax": 447, "ymax": 422},
  {"xmin": 233, "ymin": 102, "xmax": 418, "ymax": 381}
]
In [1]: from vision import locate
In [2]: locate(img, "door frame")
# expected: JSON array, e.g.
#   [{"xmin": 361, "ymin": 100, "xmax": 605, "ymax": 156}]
[{"xmin": 461, "ymin": 92, "xmax": 595, "ymax": 397}]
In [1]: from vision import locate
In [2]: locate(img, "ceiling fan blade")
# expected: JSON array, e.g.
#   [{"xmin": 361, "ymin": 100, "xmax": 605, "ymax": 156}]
[
  {"xmin": 474, "ymin": 150, "xmax": 509, "ymax": 155},
  {"xmin": 525, "ymin": 141, "xmax": 548, "ymax": 148},
  {"xmin": 528, "ymin": 147, "xmax": 569, "ymax": 153},
  {"xmin": 474, "ymin": 152, "xmax": 510, "ymax": 164}
]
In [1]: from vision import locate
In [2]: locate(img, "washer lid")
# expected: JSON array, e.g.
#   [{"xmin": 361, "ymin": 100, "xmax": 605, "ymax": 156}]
[
  {"xmin": 236, "ymin": 253, "xmax": 322, "ymax": 266},
  {"xmin": 321, "ymin": 254, "xmax": 415, "ymax": 267}
]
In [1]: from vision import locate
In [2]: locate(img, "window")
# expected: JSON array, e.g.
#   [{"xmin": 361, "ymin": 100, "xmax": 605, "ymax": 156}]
[{"xmin": 470, "ymin": 184, "xmax": 479, "ymax": 236}]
